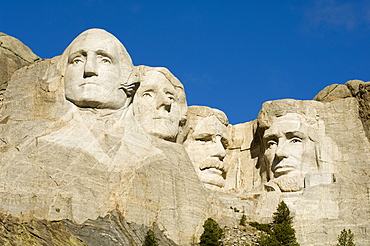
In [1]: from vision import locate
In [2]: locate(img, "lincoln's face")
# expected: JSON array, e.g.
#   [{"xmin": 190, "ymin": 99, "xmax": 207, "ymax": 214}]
[
  {"xmin": 64, "ymin": 30, "xmax": 128, "ymax": 109},
  {"xmin": 184, "ymin": 116, "xmax": 228, "ymax": 189},
  {"xmin": 133, "ymin": 71, "xmax": 181, "ymax": 141},
  {"xmin": 262, "ymin": 114, "xmax": 309, "ymax": 179}
]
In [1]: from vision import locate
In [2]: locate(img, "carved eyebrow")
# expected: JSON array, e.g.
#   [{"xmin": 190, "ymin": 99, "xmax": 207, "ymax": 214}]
[
  {"xmin": 95, "ymin": 49, "xmax": 113, "ymax": 60},
  {"xmin": 68, "ymin": 50, "xmax": 87, "ymax": 62},
  {"xmin": 263, "ymin": 133, "xmax": 278, "ymax": 140},
  {"xmin": 141, "ymin": 89, "xmax": 154, "ymax": 95},
  {"xmin": 285, "ymin": 131, "xmax": 306, "ymax": 139}
]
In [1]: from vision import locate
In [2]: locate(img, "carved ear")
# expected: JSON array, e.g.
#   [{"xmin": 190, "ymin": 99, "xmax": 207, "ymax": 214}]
[{"xmin": 120, "ymin": 82, "xmax": 140, "ymax": 97}]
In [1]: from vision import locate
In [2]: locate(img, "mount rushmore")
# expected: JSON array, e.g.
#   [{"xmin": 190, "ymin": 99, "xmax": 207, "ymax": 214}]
[{"xmin": 0, "ymin": 29, "xmax": 369, "ymax": 245}]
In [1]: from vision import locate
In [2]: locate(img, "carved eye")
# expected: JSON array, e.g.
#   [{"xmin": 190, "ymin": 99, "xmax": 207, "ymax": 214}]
[
  {"xmin": 221, "ymin": 137, "xmax": 228, "ymax": 148},
  {"xmin": 267, "ymin": 140, "xmax": 277, "ymax": 148},
  {"xmin": 72, "ymin": 57, "xmax": 84, "ymax": 64},
  {"xmin": 98, "ymin": 55, "xmax": 112, "ymax": 64},
  {"xmin": 290, "ymin": 137, "xmax": 302, "ymax": 144},
  {"xmin": 196, "ymin": 135, "xmax": 213, "ymax": 142},
  {"xmin": 167, "ymin": 94, "xmax": 175, "ymax": 102},
  {"xmin": 142, "ymin": 91, "xmax": 153, "ymax": 98}
]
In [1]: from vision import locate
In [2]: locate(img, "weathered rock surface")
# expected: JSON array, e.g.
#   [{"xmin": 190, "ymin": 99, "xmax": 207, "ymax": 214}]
[
  {"xmin": 0, "ymin": 33, "xmax": 40, "ymax": 106},
  {"xmin": 0, "ymin": 210, "xmax": 176, "ymax": 246},
  {"xmin": 1, "ymin": 29, "xmax": 370, "ymax": 246},
  {"xmin": 222, "ymin": 225, "xmax": 261, "ymax": 246},
  {"xmin": 315, "ymin": 79, "xmax": 370, "ymax": 142},
  {"xmin": 0, "ymin": 30, "xmax": 211, "ymax": 245},
  {"xmin": 223, "ymin": 98, "xmax": 369, "ymax": 245}
]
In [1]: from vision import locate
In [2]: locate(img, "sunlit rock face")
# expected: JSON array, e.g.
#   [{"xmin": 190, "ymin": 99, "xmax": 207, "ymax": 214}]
[
  {"xmin": 260, "ymin": 113, "xmax": 318, "ymax": 192},
  {"xmin": 183, "ymin": 106, "xmax": 229, "ymax": 190},
  {"xmin": 251, "ymin": 98, "xmax": 370, "ymax": 246},
  {"xmin": 0, "ymin": 32, "xmax": 40, "ymax": 108},
  {"xmin": 134, "ymin": 65, "xmax": 187, "ymax": 142},
  {"xmin": 256, "ymin": 100, "xmax": 336, "ymax": 192},
  {"xmin": 62, "ymin": 29, "xmax": 135, "ymax": 110},
  {"xmin": 0, "ymin": 29, "xmax": 370, "ymax": 246},
  {"xmin": 0, "ymin": 29, "xmax": 211, "ymax": 246}
]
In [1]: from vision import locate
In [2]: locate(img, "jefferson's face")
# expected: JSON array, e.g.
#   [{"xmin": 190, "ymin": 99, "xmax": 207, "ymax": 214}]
[
  {"xmin": 133, "ymin": 71, "xmax": 181, "ymax": 141},
  {"xmin": 263, "ymin": 114, "xmax": 308, "ymax": 178},
  {"xmin": 184, "ymin": 116, "xmax": 228, "ymax": 189},
  {"xmin": 64, "ymin": 31, "xmax": 128, "ymax": 109}
]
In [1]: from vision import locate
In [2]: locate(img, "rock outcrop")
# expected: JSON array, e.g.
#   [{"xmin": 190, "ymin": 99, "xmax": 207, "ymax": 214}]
[
  {"xmin": 0, "ymin": 32, "xmax": 40, "ymax": 107},
  {"xmin": 0, "ymin": 210, "xmax": 176, "ymax": 246}
]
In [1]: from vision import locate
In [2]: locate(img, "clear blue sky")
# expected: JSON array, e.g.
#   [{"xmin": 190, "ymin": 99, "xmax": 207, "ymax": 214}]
[{"xmin": 2, "ymin": 0, "xmax": 370, "ymax": 124}]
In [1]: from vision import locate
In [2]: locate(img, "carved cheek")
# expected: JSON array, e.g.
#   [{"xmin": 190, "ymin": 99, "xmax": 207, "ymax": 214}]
[{"xmin": 264, "ymin": 148, "xmax": 276, "ymax": 165}]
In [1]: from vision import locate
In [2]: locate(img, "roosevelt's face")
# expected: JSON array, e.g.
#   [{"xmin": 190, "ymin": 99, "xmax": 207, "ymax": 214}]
[
  {"xmin": 184, "ymin": 116, "xmax": 228, "ymax": 189},
  {"xmin": 263, "ymin": 114, "xmax": 308, "ymax": 179},
  {"xmin": 64, "ymin": 32, "xmax": 127, "ymax": 109},
  {"xmin": 133, "ymin": 71, "xmax": 181, "ymax": 141}
]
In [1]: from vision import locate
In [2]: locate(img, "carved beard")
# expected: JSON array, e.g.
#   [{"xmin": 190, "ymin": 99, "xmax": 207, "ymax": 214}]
[{"xmin": 265, "ymin": 173, "xmax": 304, "ymax": 192}]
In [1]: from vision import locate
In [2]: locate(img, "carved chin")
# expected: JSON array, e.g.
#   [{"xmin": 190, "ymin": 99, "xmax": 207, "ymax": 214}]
[
  {"xmin": 274, "ymin": 174, "xmax": 304, "ymax": 192},
  {"xmin": 199, "ymin": 168, "xmax": 225, "ymax": 189},
  {"xmin": 148, "ymin": 121, "xmax": 178, "ymax": 140}
]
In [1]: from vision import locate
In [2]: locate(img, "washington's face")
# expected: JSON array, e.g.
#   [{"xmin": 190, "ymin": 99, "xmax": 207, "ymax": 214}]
[
  {"xmin": 263, "ymin": 114, "xmax": 308, "ymax": 178},
  {"xmin": 184, "ymin": 116, "xmax": 228, "ymax": 189},
  {"xmin": 133, "ymin": 71, "xmax": 181, "ymax": 141},
  {"xmin": 64, "ymin": 33, "xmax": 127, "ymax": 109}
]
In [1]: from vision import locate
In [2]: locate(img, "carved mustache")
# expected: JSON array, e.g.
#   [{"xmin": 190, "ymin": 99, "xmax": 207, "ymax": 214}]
[{"xmin": 199, "ymin": 158, "xmax": 225, "ymax": 172}]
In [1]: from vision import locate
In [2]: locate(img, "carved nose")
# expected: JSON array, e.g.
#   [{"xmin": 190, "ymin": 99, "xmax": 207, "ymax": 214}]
[
  {"xmin": 156, "ymin": 93, "xmax": 172, "ymax": 112},
  {"xmin": 275, "ymin": 142, "xmax": 289, "ymax": 159},
  {"xmin": 83, "ymin": 57, "xmax": 98, "ymax": 78},
  {"xmin": 210, "ymin": 136, "xmax": 226, "ymax": 160}
]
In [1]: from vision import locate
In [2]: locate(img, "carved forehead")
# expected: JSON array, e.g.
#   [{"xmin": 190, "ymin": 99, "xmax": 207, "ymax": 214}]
[
  {"xmin": 263, "ymin": 113, "xmax": 309, "ymax": 138},
  {"xmin": 61, "ymin": 28, "xmax": 133, "ymax": 69},
  {"xmin": 187, "ymin": 106, "xmax": 228, "ymax": 126},
  {"xmin": 71, "ymin": 31, "xmax": 116, "ymax": 50},
  {"xmin": 139, "ymin": 71, "xmax": 174, "ymax": 91},
  {"xmin": 193, "ymin": 116, "xmax": 228, "ymax": 137}
]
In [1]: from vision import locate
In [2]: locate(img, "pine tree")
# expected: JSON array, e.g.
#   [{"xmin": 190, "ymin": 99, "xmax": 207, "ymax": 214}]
[
  {"xmin": 336, "ymin": 229, "xmax": 356, "ymax": 246},
  {"xmin": 273, "ymin": 200, "xmax": 293, "ymax": 225},
  {"xmin": 199, "ymin": 218, "xmax": 224, "ymax": 246},
  {"xmin": 257, "ymin": 201, "xmax": 299, "ymax": 246},
  {"xmin": 142, "ymin": 229, "xmax": 159, "ymax": 246}
]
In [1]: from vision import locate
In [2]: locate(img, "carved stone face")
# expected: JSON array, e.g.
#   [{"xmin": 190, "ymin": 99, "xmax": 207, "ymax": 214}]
[
  {"xmin": 64, "ymin": 30, "xmax": 128, "ymax": 109},
  {"xmin": 262, "ymin": 113, "xmax": 315, "ymax": 191},
  {"xmin": 184, "ymin": 116, "xmax": 228, "ymax": 189},
  {"xmin": 133, "ymin": 71, "xmax": 181, "ymax": 141}
]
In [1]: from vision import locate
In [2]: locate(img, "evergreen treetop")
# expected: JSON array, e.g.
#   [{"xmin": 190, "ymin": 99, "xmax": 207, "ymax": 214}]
[
  {"xmin": 199, "ymin": 218, "xmax": 224, "ymax": 246},
  {"xmin": 336, "ymin": 229, "xmax": 356, "ymax": 246},
  {"xmin": 257, "ymin": 200, "xmax": 299, "ymax": 246},
  {"xmin": 142, "ymin": 229, "xmax": 159, "ymax": 246},
  {"xmin": 273, "ymin": 200, "xmax": 293, "ymax": 225}
]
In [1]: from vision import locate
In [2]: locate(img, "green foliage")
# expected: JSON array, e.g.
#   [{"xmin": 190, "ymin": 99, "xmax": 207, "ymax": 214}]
[
  {"xmin": 249, "ymin": 222, "xmax": 271, "ymax": 234},
  {"xmin": 258, "ymin": 233, "xmax": 280, "ymax": 246},
  {"xmin": 199, "ymin": 218, "xmax": 224, "ymax": 246},
  {"xmin": 273, "ymin": 222, "xmax": 299, "ymax": 245},
  {"xmin": 256, "ymin": 201, "xmax": 299, "ymax": 246},
  {"xmin": 142, "ymin": 229, "xmax": 159, "ymax": 246},
  {"xmin": 273, "ymin": 200, "xmax": 293, "ymax": 225},
  {"xmin": 239, "ymin": 214, "xmax": 247, "ymax": 226},
  {"xmin": 336, "ymin": 229, "xmax": 355, "ymax": 246}
]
